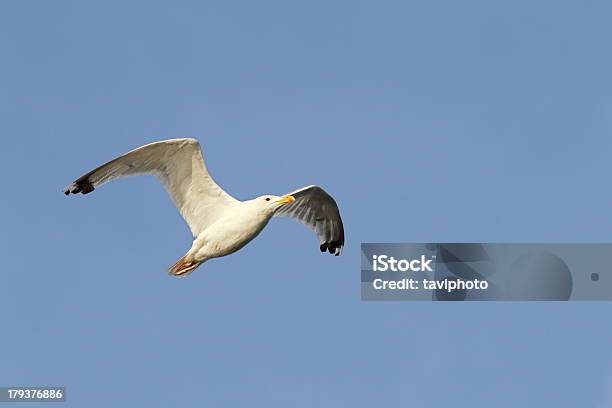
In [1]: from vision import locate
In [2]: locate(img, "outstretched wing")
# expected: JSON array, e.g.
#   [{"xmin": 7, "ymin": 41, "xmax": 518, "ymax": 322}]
[
  {"xmin": 274, "ymin": 185, "xmax": 344, "ymax": 256},
  {"xmin": 63, "ymin": 138, "xmax": 237, "ymax": 237}
]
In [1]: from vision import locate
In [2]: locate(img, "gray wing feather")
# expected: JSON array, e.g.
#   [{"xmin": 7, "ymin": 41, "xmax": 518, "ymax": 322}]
[
  {"xmin": 274, "ymin": 185, "xmax": 344, "ymax": 256},
  {"xmin": 63, "ymin": 138, "xmax": 237, "ymax": 237}
]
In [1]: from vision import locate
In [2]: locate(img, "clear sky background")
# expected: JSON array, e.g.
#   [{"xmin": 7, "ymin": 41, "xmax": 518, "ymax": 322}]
[{"xmin": 1, "ymin": 1, "xmax": 612, "ymax": 407}]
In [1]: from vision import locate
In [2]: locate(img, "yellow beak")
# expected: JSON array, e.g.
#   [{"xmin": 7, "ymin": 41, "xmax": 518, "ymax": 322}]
[{"xmin": 276, "ymin": 195, "xmax": 296, "ymax": 205}]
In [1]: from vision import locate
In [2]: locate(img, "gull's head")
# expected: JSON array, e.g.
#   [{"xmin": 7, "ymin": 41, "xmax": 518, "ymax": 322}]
[{"xmin": 251, "ymin": 194, "xmax": 296, "ymax": 215}]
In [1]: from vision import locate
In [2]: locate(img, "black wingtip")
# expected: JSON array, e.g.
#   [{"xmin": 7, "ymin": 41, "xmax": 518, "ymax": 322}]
[
  {"xmin": 81, "ymin": 183, "xmax": 95, "ymax": 194},
  {"xmin": 320, "ymin": 240, "xmax": 343, "ymax": 256},
  {"xmin": 63, "ymin": 178, "xmax": 95, "ymax": 196}
]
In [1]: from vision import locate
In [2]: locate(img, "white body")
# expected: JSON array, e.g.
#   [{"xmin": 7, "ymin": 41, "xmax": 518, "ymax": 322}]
[{"xmin": 187, "ymin": 200, "xmax": 273, "ymax": 263}]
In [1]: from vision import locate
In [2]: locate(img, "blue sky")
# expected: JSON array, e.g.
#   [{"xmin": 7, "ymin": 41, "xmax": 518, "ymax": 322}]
[{"xmin": 1, "ymin": 1, "xmax": 612, "ymax": 406}]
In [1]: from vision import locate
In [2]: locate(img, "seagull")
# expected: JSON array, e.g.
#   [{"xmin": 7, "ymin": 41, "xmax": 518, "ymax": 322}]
[{"xmin": 64, "ymin": 138, "xmax": 344, "ymax": 276}]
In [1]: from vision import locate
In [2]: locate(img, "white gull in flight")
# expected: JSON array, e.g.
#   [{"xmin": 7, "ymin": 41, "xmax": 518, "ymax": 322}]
[{"xmin": 64, "ymin": 138, "xmax": 344, "ymax": 276}]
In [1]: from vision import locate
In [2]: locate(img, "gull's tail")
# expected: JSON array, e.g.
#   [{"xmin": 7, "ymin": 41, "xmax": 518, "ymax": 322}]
[{"xmin": 168, "ymin": 255, "xmax": 202, "ymax": 277}]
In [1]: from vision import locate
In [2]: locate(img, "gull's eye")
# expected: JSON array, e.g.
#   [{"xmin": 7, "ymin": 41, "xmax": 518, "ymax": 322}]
[{"xmin": 265, "ymin": 197, "xmax": 270, "ymax": 201}]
